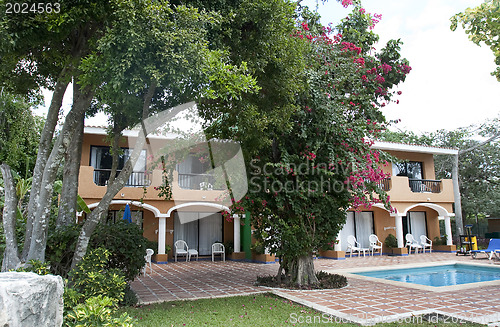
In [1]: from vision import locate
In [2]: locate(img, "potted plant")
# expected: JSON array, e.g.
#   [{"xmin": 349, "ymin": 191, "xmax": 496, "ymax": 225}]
[{"xmin": 384, "ymin": 234, "xmax": 398, "ymax": 255}]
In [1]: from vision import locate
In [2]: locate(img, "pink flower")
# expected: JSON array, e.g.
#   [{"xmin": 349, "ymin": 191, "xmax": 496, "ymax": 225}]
[{"xmin": 341, "ymin": 0, "xmax": 353, "ymax": 8}]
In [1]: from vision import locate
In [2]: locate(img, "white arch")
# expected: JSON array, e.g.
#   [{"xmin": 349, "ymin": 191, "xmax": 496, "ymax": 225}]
[
  {"xmin": 83, "ymin": 200, "xmax": 168, "ymax": 218},
  {"xmin": 371, "ymin": 203, "xmax": 396, "ymax": 216},
  {"xmin": 402, "ymin": 203, "xmax": 455, "ymax": 217},
  {"xmin": 166, "ymin": 202, "xmax": 230, "ymax": 217}
]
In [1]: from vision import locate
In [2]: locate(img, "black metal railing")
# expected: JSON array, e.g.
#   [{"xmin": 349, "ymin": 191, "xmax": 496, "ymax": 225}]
[
  {"xmin": 377, "ymin": 178, "xmax": 391, "ymax": 191},
  {"xmin": 177, "ymin": 173, "xmax": 224, "ymax": 190},
  {"xmin": 408, "ymin": 178, "xmax": 441, "ymax": 193},
  {"xmin": 93, "ymin": 169, "xmax": 150, "ymax": 187}
]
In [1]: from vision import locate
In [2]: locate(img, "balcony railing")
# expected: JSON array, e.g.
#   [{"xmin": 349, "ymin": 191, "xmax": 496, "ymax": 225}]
[
  {"xmin": 408, "ymin": 178, "xmax": 442, "ymax": 193},
  {"xmin": 377, "ymin": 178, "xmax": 391, "ymax": 191},
  {"xmin": 93, "ymin": 169, "xmax": 150, "ymax": 187},
  {"xmin": 178, "ymin": 173, "xmax": 224, "ymax": 190}
]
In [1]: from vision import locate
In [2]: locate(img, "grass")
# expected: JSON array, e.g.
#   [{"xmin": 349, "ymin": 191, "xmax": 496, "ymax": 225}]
[{"xmin": 120, "ymin": 293, "xmax": 484, "ymax": 327}]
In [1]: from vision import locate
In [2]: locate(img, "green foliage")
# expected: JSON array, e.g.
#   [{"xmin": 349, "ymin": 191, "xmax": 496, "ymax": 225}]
[
  {"xmin": 384, "ymin": 234, "xmax": 398, "ymax": 249},
  {"xmin": 68, "ymin": 248, "xmax": 127, "ymax": 304},
  {"xmin": 15, "ymin": 259, "xmax": 51, "ymax": 275},
  {"xmin": 47, "ymin": 221, "xmax": 148, "ymax": 281},
  {"xmin": 451, "ymin": 0, "xmax": 500, "ymax": 81},
  {"xmin": 120, "ymin": 284, "xmax": 138, "ymax": 307},
  {"xmin": 433, "ymin": 235, "xmax": 447, "ymax": 246},
  {"xmin": 0, "ymin": 92, "xmax": 43, "ymax": 175},
  {"xmin": 90, "ymin": 221, "xmax": 148, "ymax": 282},
  {"xmin": 64, "ymin": 295, "xmax": 135, "ymax": 327},
  {"xmin": 46, "ymin": 224, "xmax": 82, "ymax": 277}
]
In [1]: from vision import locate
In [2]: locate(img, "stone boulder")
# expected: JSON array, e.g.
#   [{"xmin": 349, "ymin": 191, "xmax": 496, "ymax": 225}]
[{"xmin": 0, "ymin": 272, "xmax": 64, "ymax": 327}]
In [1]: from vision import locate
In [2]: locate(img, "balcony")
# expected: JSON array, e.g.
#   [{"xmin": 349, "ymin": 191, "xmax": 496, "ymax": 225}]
[
  {"xmin": 408, "ymin": 178, "xmax": 442, "ymax": 193},
  {"xmin": 93, "ymin": 169, "xmax": 151, "ymax": 187},
  {"xmin": 383, "ymin": 176, "xmax": 453, "ymax": 203},
  {"xmin": 78, "ymin": 166, "xmax": 226, "ymax": 202},
  {"xmin": 177, "ymin": 173, "xmax": 224, "ymax": 190}
]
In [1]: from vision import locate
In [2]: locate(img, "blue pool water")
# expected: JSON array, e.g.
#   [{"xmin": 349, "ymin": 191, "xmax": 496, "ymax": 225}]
[{"xmin": 354, "ymin": 264, "xmax": 500, "ymax": 287}]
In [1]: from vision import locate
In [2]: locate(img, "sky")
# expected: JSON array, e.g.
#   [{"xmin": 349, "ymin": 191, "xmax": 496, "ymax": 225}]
[
  {"xmin": 37, "ymin": 0, "xmax": 499, "ymax": 135},
  {"xmin": 302, "ymin": 0, "xmax": 499, "ymax": 134}
]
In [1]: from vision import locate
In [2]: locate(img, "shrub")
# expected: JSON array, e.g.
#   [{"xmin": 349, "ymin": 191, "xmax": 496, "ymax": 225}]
[
  {"xmin": 47, "ymin": 221, "xmax": 148, "ymax": 281},
  {"xmin": 46, "ymin": 224, "xmax": 81, "ymax": 277},
  {"xmin": 69, "ymin": 248, "xmax": 127, "ymax": 304},
  {"xmin": 120, "ymin": 284, "xmax": 138, "ymax": 307},
  {"xmin": 384, "ymin": 234, "xmax": 398, "ymax": 249},
  {"xmin": 16, "ymin": 259, "xmax": 51, "ymax": 275},
  {"xmin": 64, "ymin": 295, "xmax": 135, "ymax": 327}
]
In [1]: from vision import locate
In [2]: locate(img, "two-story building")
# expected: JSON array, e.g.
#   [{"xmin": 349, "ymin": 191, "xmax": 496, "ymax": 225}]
[{"xmin": 77, "ymin": 126, "xmax": 458, "ymax": 262}]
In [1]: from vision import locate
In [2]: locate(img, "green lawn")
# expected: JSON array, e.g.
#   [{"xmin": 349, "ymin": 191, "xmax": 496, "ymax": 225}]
[{"xmin": 121, "ymin": 293, "xmax": 484, "ymax": 327}]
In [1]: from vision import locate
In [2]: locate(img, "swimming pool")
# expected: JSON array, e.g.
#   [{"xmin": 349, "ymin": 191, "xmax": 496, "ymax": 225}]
[{"xmin": 353, "ymin": 263, "xmax": 500, "ymax": 287}]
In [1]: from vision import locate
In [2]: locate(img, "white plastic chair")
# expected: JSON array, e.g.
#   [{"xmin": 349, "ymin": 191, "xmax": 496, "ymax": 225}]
[
  {"xmin": 188, "ymin": 247, "xmax": 199, "ymax": 261},
  {"xmin": 420, "ymin": 235, "xmax": 433, "ymax": 253},
  {"xmin": 211, "ymin": 243, "xmax": 225, "ymax": 262},
  {"xmin": 405, "ymin": 234, "xmax": 423, "ymax": 254},
  {"xmin": 174, "ymin": 240, "xmax": 189, "ymax": 262},
  {"xmin": 346, "ymin": 235, "xmax": 368, "ymax": 257},
  {"xmin": 143, "ymin": 248, "xmax": 154, "ymax": 276},
  {"xmin": 369, "ymin": 234, "xmax": 383, "ymax": 256}
]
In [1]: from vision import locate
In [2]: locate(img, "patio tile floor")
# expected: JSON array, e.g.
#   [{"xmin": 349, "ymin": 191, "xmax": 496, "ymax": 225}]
[{"xmin": 130, "ymin": 253, "xmax": 500, "ymax": 326}]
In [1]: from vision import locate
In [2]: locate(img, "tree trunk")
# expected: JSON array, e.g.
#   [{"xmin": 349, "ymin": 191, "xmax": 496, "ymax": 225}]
[
  {"xmin": 452, "ymin": 154, "xmax": 464, "ymax": 237},
  {"xmin": 289, "ymin": 254, "xmax": 318, "ymax": 287},
  {"xmin": 22, "ymin": 76, "xmax": 69, "ymax": 260},
  {"xmin": 70, "ymin": 95, "xmax": 194, "ymax": 270},
  {"xmin": 107, "ymin": 125, "xmax": 122, "ymax": 186},
  {"xmin": 56, "ymin": 101, "xmax": 85, "ymax": 228},
  {"xmin": 26, "ymin": 84, "xmax": 93, "ymax": 262},
  {"xmin": 0, "ymin": 164, "xmax": 21, "ymax": 271}
]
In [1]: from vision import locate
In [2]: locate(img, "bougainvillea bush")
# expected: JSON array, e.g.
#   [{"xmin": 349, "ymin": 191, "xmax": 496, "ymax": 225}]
[{"xmin": 222, "ymin": 0, "xmax": 412, "ymax": 286}]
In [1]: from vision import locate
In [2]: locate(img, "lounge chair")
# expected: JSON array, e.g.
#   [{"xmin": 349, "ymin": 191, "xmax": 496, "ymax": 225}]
[
  {"xmin": 346, "ymin": 235, "xmax": 368, "ymax": 257},
  {"xmin": 405, "ymin": 233, "xmax": 423, "ymax": 254},
  {"xmin": 420, "ymin": 235, "xmax": 433, "ymax": 253},
  {"xmin": 471, "ymin": 238, "xmax": 500, "ymax": 260},
  {"xmin": 369, "ymin": 234, "xmax": 383, "ymax": 256}
]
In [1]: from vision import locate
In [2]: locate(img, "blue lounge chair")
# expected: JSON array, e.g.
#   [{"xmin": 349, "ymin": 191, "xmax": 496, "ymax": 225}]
[{"xmin": 471, "ymin": 238, "xmax": 500, "ymax": 260}]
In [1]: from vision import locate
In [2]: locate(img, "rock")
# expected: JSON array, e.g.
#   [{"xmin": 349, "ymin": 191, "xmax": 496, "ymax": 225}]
[{"xmin": 0, "ymin": 272, "xmax": 64, "ymax": 327}]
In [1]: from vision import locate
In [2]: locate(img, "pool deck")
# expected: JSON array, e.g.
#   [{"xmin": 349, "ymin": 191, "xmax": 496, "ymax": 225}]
[{"xmin": 131, "ymin": 253, "xmax": 500, "ymax": 326}]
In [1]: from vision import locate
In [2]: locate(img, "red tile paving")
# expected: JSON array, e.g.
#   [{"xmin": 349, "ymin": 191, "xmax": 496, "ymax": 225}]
[{"xmin": 130, "ymin": 253, "xmax": 500, "ymax": 326}]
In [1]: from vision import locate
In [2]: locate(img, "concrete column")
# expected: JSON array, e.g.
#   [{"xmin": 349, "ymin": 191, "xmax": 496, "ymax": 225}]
[
  {"xmin": 395, "ymin": 214, "xmax": 405, "ymax": 248},
  {"xmin": 158, "ymin": 216, "xmax": 166, "ymax": 255},
  {"xmin": 443, "ymin": 215, "xmax": 453, "ymax": 246},
  {"xmin": 233, "ymin": 214, "xmax": 241, "ymax": 253}
]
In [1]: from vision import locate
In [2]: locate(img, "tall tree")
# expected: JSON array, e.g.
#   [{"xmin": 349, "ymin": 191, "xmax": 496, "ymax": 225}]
[
  {"xmin": 451, "ymin": 0, "xmax": 500, "ymax": 81},
  {"xmin": 223, "ymin": 1, "xmax": 411, "ymax": 286}
]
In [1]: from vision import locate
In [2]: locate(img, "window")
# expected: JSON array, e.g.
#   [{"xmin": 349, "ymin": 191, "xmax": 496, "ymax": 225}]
[
  {"xmin": 338, "ymin": 211, "xmax": 374, "ymax": 250},
  {"xmin": 176, "ymin": 154, "xmax": 217, "ymax": 190},
  {"xmin": 173, "ymin": 212, "xmax": 223, "ymax": 255},
  {"xmin": 90, "ymin": 146, "xmax": 147, "ymax": 186},
  {"xmin": 392, "ymin": 161, "xmax": 423, "ymax": 179},
  {"xmin": 402, "ymin": 212, "xmax": 427, "ymax": 238}
]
